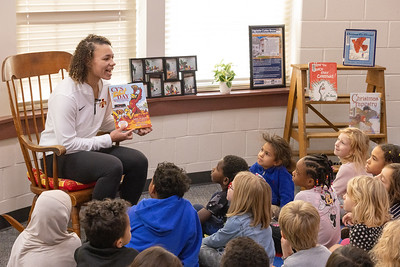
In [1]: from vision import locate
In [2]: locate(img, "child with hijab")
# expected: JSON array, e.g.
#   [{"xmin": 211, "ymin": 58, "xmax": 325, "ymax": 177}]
[{"xmin": 7, "ymin": 190, "xmax": 81, "ymax": 267}]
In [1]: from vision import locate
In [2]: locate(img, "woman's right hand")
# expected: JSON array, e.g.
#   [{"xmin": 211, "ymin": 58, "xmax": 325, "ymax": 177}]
[{"xmin": 110, "ymin": 126, "xmax": 134, "ymax": 142}]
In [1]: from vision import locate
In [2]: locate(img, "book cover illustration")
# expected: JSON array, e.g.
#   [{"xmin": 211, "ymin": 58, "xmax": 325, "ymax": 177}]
[
  {"xmin": 109, "ymin": 83, "xmax": 152, "ymax": 130},
  {"xmin": 309, "ymin": 62, "xmax": 338, "ymax": 101},
  {"xmin": 349, "ymin": 93, "xmax": 381, "ymax": 134},
  {"xmin": 343, "ymin": 29, "xmax": 377, "ymax": 67}
]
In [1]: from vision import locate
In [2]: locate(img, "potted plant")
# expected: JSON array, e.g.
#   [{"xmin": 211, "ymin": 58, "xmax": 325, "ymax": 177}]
[{"xmin": 213, "ymin": 60, "xmax": 236, "ymax": 94}]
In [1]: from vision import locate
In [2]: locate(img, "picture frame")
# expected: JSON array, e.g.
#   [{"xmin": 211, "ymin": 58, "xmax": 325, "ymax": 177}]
[
  {"xmin": 148, "ymin": 74, "xmax": 163, "ymax": 98},
  {"xmin": 129, "ymin": 58, "xmax": 145, "ymax": 82},
  {"xmin": 182, "ymin": 72, "xmax": 197, "ymax": 95},
  {"xmin": 343, "ymin": 29, "xmax": 377, "ymax": 67},
  {"xmin": 249, "ymin": 25, "xmax": 286, "ymax": 89},
  {"xmin": 164, "ymin": 57, "xmax": 179, "ymax": 80},
  {"xmin": 144, "ymin": 57, "xmax": 164, "ymax": 74},
  {"xmin": 178, "ymin": 56, "xmax": 197, "ymax": 72},
  {"xmin": 163, "ymin": 80, "xmax": 182, "ymax": 96}
]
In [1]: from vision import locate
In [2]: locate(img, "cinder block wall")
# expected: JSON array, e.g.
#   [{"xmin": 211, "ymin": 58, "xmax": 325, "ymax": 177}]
[
  {"xmin": 298, "ymin": 0, "xmax": 400, "ymax": 149},
  {"xmin": 1, "ymin": 0, "xmax": 400, "ymax": 214}
]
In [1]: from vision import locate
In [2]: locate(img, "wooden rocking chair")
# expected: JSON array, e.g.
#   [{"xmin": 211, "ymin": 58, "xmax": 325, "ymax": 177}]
[{"xmin": 1, "ymin": 51, "xmax": 95, "ymax": 236}]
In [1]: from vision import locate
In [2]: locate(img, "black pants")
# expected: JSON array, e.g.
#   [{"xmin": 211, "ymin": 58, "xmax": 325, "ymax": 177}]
[{"xmin": 42, "ymin": 146, "xmax": 148, "ymax": 205}]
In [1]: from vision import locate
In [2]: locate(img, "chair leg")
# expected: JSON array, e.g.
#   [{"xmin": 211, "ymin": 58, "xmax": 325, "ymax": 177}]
[
  {"xmin": 71, "ymin": 206, "xmax": 81, "ymax": 237},
  {"xmin": 27, "ymin": 195, "xmax": 39, "ymax": 226},
  {"xmin": 1, "ymin": 214, "xmax": 25, "ymax": 233}
]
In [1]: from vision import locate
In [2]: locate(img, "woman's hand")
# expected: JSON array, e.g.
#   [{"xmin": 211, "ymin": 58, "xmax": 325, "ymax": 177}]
[
  {"xmin": 135, "ymin": 127, "xmax": 153, "ymax": 136},
  {"xmin": 110, "ymin": 126, "xmax": 134, "ymax": 142}
]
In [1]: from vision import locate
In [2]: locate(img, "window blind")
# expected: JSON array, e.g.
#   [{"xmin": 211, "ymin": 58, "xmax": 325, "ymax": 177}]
[
  {"xmin": 16, "ymin": 0, "xmax": 136, "ymax": 90},
  {"xmin": 165, "ymin": 0, "xmax": 292, "ymax": 87}
]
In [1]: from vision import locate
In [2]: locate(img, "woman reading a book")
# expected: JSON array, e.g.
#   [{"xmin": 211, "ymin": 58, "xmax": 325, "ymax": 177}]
[{"xmin": 39, "ymin": 34, "xmax": 152, "ymax": 205}]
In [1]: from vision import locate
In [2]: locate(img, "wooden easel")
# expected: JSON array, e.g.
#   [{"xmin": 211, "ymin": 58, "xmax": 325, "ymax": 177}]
[{"xmin": 283, "ymin": 64, "xmax": 387, "ymax": 158}]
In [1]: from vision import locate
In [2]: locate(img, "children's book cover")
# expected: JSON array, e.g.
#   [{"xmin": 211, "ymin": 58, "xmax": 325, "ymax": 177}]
[
  {"xmin": 309, "ymin": 62, "xmax": 338, "ymax": 101},
  {"xmin": 349, "ymin": 93, "xmax": 381, "ymax": 134},
  {"xmin": 109, "ymin": 83, "xmax": 152, "ymax": 130}
]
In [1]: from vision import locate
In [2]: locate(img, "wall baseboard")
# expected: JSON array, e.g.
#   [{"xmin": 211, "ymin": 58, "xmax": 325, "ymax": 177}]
[{"xmin": 0, "ymin": 170, "xmax": 211, "ymax": 231}]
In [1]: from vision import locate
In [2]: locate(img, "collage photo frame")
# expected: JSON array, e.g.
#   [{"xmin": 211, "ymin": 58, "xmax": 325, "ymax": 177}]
[{"xmin": 129, "ymin": 56, "xmax": 197, "ymax": 98}]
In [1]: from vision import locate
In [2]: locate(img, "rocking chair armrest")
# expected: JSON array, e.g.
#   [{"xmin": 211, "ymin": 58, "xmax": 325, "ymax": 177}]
[{"xmin": 20, "ymin": 135, "xmax": 67, "ymax": 156}]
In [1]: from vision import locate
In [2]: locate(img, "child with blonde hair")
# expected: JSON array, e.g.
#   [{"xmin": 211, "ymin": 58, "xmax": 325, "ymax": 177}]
[
  {"xmin": 199, "ymin": 171, "xmax": 275, "ymax": 267},
  {"xmin": 366, "ymin": 143, "xmax": 400, "ymax": 176},
  {"xmin": 342, "ymin": 175, "xmax": 391, "ymax": 251},
  {"xmin": 249, "ymin": 133, "xmax": 294, "ymax": 215},
  {"xmin": 370, "ymin": 219, "xmax": 400, "ymax": 267},
  {"xmin": 343, "ymin": 162, "xmax": 400, "ymax": 228},
  {"xmin": 332, "ymin": 127, "xmax": 370, "ymax": 200},
  {"xmin": 279, "ymin": 200, "xmax": 331, "ymax": 267},
  {"xmin": 292, "ymin": 154, "xmax": 340, "ymax": 248}
]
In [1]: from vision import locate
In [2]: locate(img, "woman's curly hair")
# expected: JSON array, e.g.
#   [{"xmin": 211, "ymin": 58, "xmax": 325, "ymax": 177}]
[
  {"xmin": 69, "ymin": 34, "xmax": 111, "ymax": 83},
  {"xmin": 152, "ymin": 162, "xmax": 190, "ymax": 199}
]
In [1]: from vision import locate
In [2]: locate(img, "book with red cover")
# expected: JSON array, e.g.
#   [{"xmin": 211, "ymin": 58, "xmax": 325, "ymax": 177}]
[
  {"xmin": 309, "ymin": 62, "xmax": 338, "ymax": 101},
  {"xmin": 109, "ymin": 83, "xmax": 152, "ymax": 130}
]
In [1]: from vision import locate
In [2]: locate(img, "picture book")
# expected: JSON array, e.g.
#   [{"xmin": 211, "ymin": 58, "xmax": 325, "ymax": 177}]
[
  {"xmin": 349, "ymin": 92, "xmax": 381, "ymax": 134},
  {"xmin": 309, "ymin": 62, "xmax": 338, "ymax": 101},
  {"xmin": 109, "ymin": 83, "xmax": 152, "ymax": 130},
  {"xmin": 343, "ymin": 29, "xmax": 377, "ymax": 67}
]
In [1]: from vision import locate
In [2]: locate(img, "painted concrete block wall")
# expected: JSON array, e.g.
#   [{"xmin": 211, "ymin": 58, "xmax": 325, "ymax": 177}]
[
  {"xmin": 2, "ymin": 0, "xmax": 400, "ymax": 214},
  {"xmin": 296, "ymin": 0, "xmax": 400, "ymax": 152}
]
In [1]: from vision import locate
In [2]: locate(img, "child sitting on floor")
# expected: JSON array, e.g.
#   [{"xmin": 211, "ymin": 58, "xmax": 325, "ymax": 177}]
[
  {"xmin": 292, "ymin": 154, "xmax": 340, "ymax": 248},
  {"xmin": 195, "ymin": 155, "xmax": 249, "ymax": 235},
  {"xmin": 326, "ymin": 245, "xmax": 373, "ymax": 267},
  {"xmin": 249, "ymin": 133, "xmax": 294, "ymax": 216},
  {"xmin": 366, "ymin": 143, "xmax": 400, "ymax": 176},
  {"xmin": 378, "ymin": 163, "xmax": 400, "ymax": 219},
  {"xmin": 75, "ymin": 198, "xmax": 138, "ymax": 267},
  {"xmin": 130, "ymin": 246, "xmax": 182, "ymax": 267},
  {"xmin": 332, "ymin": 127, "xmax": 370, "ymax": 201},
  {"xmin": 220, "ymin": 237, "xmax": 270, "ymax": 267},
  {"xmin": 341, "ymin": 175, "xmax": 391, "ymax": 251},
  {"xmin": 370, "ymin": 219, "xmax": 400, "ymax": 267},
  {"xmin": 279, "ymin": 200, "xmax": 331, "ymax": 267},
  {"xmin": 343, "ymin": 162, "xmax": 400, "ymax": 227},
  {"xmin": 127, "ymin": 162, "xmax": 202, "ymax": 267},
  {"xmin": 7, "ymin": 190, "xmax": 81, "ymax": 267},
  {"xmin": 199, "ymin": 171, "xmax": 275, "ymax": 267}
]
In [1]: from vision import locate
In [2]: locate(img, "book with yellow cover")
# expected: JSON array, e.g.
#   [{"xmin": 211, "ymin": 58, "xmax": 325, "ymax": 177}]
[{"xmin": 109, "ymin": 83, "xmax": 152, "ymax": 130}]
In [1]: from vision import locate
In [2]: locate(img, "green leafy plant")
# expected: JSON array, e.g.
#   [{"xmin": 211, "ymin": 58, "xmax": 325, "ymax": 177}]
[{"xmin": 213, "ymin": 60, "xmax": 236, "ymax": 88}]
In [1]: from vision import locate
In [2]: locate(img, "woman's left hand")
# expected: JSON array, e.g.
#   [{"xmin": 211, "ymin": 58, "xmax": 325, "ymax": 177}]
[{"xmin": 135, "ymin": 127, "xmax": 153, "ymax": 136}]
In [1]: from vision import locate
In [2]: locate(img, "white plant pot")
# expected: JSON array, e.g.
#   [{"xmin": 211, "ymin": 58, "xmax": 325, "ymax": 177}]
[{"xmin": 219, "ymin": 82, "xmax": 231, "ymax": 94}]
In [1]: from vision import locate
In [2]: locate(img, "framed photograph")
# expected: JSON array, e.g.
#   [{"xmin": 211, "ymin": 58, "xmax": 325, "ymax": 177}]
[
  {"xmin": 182, "ymin": 72, "xmax": 197, "ymax": 95},
  {"xmin": 343, "ymin": 29, "xmax": 377, "ymax": 67},
  {"xmin": 164, "ymin": 57, "xmax": 179, "ymax": 80},
  {"xmin": 144, "ymin": 58, "xmax": 164, "ymax": 74},
  {"xmin": 249, "ymin": 25, "xmax": 286, "ymax": 89},
  {"xmin": 163, "ymin": 80, "xmax": 182, "ymax": 96},
  {"xmin": 178, "ymin": 56, "xmax": 197, "ymax": 72},
  {"xmin": 148, "ymin": 74, "xmax": 163, "ymax": 98},
  {"xmin": 129, "ymin": 59, "xmax": 145, "ymax": 82}
]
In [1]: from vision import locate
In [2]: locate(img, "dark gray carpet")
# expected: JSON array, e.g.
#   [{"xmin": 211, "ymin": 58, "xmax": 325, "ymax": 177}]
[{"xmin": 0, "ymin": 183, "xmax": 219, "ymax": 267}]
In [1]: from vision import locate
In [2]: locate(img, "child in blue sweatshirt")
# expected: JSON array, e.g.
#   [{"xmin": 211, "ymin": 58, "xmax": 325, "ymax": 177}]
[
  {"xmin": 249, "ymin": 133, "xmax": 294, "ymax": 215},
  {"xmin": 126, "ymin": 162, "xmax": 202, "ymax": 267}
]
